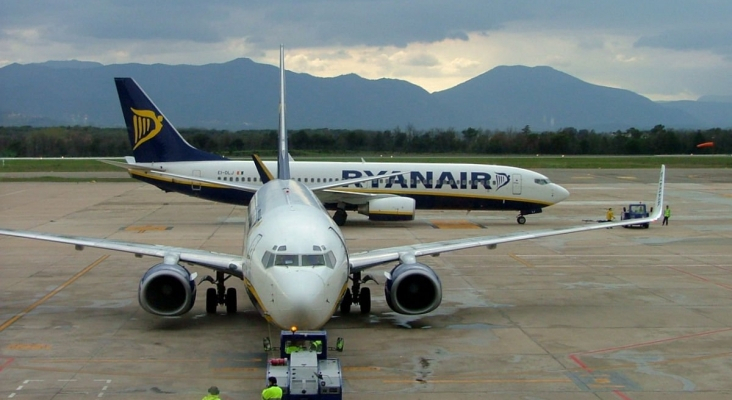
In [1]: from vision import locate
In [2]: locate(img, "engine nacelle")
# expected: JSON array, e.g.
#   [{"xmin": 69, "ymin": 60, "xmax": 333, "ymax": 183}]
[
  {"xmin": 358, "ymin": 197, "xmax": 416, "ymax": 222},
  {"xmin": 384, "ymin": 262, "xmax": 442, "ymax": 315},
  {"xmin": 138, "ymin": 263, "xmax": 197, "ymax": 316}
]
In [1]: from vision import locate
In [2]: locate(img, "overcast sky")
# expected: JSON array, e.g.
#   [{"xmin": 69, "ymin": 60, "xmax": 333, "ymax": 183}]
[{"xmin": 2, "ymin": 1, "xmax": 731, "ymax": 101}]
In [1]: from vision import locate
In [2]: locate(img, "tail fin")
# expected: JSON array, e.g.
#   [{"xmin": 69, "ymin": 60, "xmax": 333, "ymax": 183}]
[
  {"xmin": 114, "ymin": 78, "xmax": 226, "ymax": 163},
  {"xmin": 277, "ymin": 45, "xmax": 291, "ymax": 180}
]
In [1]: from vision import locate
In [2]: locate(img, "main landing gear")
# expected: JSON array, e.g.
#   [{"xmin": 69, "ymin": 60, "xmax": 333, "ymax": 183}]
[
  {"xmin": 333, "ymin": 208, "xmax": 348, "ymax": 226},
  {"xmin": 339, "ymin": 271, "xmax": 376, "ymax": 315},
  {"xmin": 201, "ymin": 271, "xmax": 237, "ymax": 315},
  {"xmin": 516, "ymin": 213, "xmax": 526, "ymax": 225}
]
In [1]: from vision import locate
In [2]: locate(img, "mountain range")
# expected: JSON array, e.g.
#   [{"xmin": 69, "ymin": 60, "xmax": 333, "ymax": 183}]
[{"xmin": 1, "ymin": 58, "xmax": 731, "ymax": 131}]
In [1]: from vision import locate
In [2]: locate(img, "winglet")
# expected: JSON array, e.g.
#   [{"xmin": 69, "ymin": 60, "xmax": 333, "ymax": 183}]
[
  {"xmin": 649, "ymin": 164, "xmax": 665, "ymax": 221},
  {"xmin": 252, "ymin": 154, "xmax": 274, "ymax": 184},
  {"xmin": 277, "ymin": 45, "xmax": 291, "ymax": 180}
]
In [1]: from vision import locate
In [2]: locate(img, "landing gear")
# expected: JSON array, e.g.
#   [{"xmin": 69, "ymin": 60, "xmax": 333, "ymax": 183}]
[
  {"xmin": 333, "ymin": 208, "xmax": 348, "ymax": 226},
  {"xmin": 516, "ymin": 214, "xmax": 526, "ymax": 225},
  {"xmin": 339, "ymin": 272, "xmax": 375, "ymax": 315},
  {"xmin": 202, "ymin": 271, "xmax": 237, "ymax": 315}
]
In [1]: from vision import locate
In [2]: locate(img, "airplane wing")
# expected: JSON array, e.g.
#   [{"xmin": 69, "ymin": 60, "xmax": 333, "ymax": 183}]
[
  {"xmin": 140, "ymin": 169, "xmax": 261, "ymax": 192},
  {"xmin": 0, "ymin": 229, "xmax": 244, "ymax": 278},
  {"xmin": 315, "ymin": 189, "xmax": 397, "ymax": 205},
  {"xmin": 349, "ymin": 165, "xmax": 665, "ymax": 273},
  {"xmin": 104, "ymin": 157, "xmax": 406, "ymax": 204},
  {"xmin": 100, "ymin": 159, "xmax": 165, "ymax": 172}
]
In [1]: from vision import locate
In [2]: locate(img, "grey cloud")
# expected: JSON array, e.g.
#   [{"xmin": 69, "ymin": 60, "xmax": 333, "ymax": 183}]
[
  {"xmin": 5, "ymin": 1, "xmax": 732, "ymax": 54},
  {"xmin": 635, "ymin": 29, "xmax": 732, "ymax": 56}
]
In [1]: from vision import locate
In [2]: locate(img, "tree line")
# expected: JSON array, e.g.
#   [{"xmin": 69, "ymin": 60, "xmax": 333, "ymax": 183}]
[{"xmin": 0, "ymin": 125, "xmax": 729, "ymax": 158}]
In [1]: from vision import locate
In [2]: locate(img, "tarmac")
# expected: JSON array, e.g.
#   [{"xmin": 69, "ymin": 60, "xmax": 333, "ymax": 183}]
[{"xmin": 1, "ymin": 168, "xmax": 732, "ymax": 399}]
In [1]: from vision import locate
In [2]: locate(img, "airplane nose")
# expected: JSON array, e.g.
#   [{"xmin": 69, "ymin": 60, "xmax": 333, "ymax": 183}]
[
  {"xmin": 271, "ymin": 270, "xmax": 329, "ymax": 329},
  {"xmin": 554, "ymin": 184, "xmax": 570, "ymax": 202}
]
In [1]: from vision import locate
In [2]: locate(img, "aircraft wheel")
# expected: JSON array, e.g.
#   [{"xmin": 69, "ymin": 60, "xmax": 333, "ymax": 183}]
[
  {"xmin": 643, "ymin": 223, "xmax": 649, "ymax": 229},
  {"xmin": 206, "ymin": 288, "xmax": 218, "ymax": 314},
  {"xmin": 225, "ymin": 287, "xmax": 237, "ymax": 314},
  {"xmin": 517, "ymin": 216, "xmax": 526, "ymax": 225},
  {"xmin": 333, "ymin": 210, "xmax": 347, "ymax": 226},
  {"xmin": 340, "ymin": 289, "xmax": 352, "ymax": 315},
  {"xmin": 359, "ymin": 287, "xmax": 371, "ymax": 314}
]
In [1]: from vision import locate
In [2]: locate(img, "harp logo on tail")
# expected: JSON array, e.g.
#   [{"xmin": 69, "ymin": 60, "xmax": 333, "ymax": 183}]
[{"xmin": 130, "ymin": 108, "xmax": 164, "ymax": 150}]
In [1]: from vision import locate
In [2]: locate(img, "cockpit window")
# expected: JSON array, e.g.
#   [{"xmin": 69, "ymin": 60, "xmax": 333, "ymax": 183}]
[
  {"xmin": 534, "ymin": 178, "xmax": 551, "ymax": 185},
  {"xmin": 302, "ymin": 254, "xmax": 326, "ymax": 267},
  {"xmin": 262, "ymin": 251, "xmax": 274, "ymax": 268},
  {"xmin": 262, "ymin": 250, "xmax": 336, "ymax": 268},
  {"xmin": 275, "ymin": 254, "xmax": 299, "ymax": 266},
  {"xmin": 262, "ymin": 246, "xmax": 336, "ymax": 269}
]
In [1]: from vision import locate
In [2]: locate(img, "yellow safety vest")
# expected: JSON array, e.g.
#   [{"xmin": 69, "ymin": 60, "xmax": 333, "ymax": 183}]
[{"xmin": 262, "ymin": 385, "xmax": 283, "ymax": 400}]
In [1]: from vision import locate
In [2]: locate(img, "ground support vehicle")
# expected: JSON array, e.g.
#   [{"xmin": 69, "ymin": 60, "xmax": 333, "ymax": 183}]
[
  {"xmin": 621, "ymin": 203, "xmax": 651, "ymax": 228},
  {"xmin": 264, "ymin": 330, "xmax": 344, "ymax": 399}
]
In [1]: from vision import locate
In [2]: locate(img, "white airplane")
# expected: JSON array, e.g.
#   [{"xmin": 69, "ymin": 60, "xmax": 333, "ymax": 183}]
[
  {"xmin": 0, "ymin": 47, "xmax": 665, "ymax": 330},
  {"xmin": 106, "ymin": 74, "xmax": 569, "ymax": 226}
]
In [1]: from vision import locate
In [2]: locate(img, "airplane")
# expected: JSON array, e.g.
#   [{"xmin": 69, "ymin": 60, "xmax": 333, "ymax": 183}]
[
  {"xmin": 0, "ymin": 46, "xmax": 665, "ymax": 330},
  {"xmin": 105, "ymin": 78, "xmax": 569, "ymax": 226}
]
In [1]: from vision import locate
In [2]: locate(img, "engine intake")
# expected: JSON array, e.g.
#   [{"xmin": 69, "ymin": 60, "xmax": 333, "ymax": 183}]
[
  {"xmin": 358, "ymin": 197, "xmax": 415, "ymax": 222},
  {"xmin": 385, "ymin": 262, "xmax": 442, "ymax": 315},
  {"xmin": 139, "ymin": 263, "xmax": 197, "ymax": 316}
]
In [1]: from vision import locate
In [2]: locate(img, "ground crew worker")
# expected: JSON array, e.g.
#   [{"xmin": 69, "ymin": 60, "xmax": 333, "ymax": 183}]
[
  {"xmin": 202, "ymin": 386, "xmax": 221, "ymax": 400},
  {"xmin": 311, "ymin": 339, "xmax": 322, "ymax": 353},
  {"xmin": 662, "ymin": 205, "xmax": 671, "ymax": 225},
  {"xmin": 604, "ymin": 207, "xmax": 614, "ymax": 228},
  {"xmin": 285, "ymin": 341, "xmax": 302, "ymax": 354},
  {"xmin": 262, "ymin": 376, "xmax": 283, "ymax": 400}
]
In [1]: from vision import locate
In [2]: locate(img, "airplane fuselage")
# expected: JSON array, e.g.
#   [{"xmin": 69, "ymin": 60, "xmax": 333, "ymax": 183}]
[
  {"xmin": 129, "ymin": 160, "xmax": 568, "ymax": 213},
  {"xmin": 241, "ymin": 179, "xmax": 349, "ymax": 329}
]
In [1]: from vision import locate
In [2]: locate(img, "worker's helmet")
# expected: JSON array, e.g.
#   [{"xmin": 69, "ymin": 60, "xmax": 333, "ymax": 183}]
[
  {"xmin": 269, "ymin": 376, "xmax": 278, "ymax": 384},
  {"xmin": 208, "ymin": 386, "xmax": 220, "ymax": 395}
]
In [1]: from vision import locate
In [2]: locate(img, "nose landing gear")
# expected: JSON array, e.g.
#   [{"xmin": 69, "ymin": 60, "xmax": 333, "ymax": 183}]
[
  {"xmin": 201, "ymin": 271, "xmax": 237, "ymax": 314},
  {"xmin": 339, "ymin": 272, "xmax": 376, "ymax": 315}
]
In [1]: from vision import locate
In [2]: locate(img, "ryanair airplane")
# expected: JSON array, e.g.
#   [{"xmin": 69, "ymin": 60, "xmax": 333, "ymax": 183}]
[
  {"xmin": 0, "ymin": 47, "xmax": 665, "ymax": 330},
  {"xmin": 107, "ymin": 78, "xmax": 569, "ymax": 226}
]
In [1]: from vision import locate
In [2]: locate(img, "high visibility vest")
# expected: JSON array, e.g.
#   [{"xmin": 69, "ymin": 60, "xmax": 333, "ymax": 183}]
[
  {"xmin": 285, "ymin": 345, "xmax": 301, "ymax": 354},
  {"xmin": 664, "ymin": 208, "xmax": 671, "ymax": 217},
  {"xmin": 262, "ymin": 385, "xmax": 283, "ymax": 400}
]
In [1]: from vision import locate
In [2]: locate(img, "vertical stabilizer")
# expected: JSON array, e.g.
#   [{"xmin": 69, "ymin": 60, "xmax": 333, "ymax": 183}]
[
  {"xmin": 114, "ymin": 78, "xmax": 226, "ymax": 163},
  {"xmin": 277, "ymin": 45, "xmax": 291, "ymax": 180}
]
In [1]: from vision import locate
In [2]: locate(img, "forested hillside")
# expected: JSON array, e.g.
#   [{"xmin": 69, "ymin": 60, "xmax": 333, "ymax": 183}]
[{"xmin": 0, "ymin": 125, "xmax": 728, "ymax": 158}]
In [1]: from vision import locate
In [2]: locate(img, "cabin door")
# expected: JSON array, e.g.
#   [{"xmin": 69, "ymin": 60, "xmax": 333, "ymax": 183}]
[
  {"xmin": 192, "ymin": 170, "xmax": 201, "ymax": 191},
  {"xmin": 512, "ymin": 174, "xmax": 522, "ymax": 195}
]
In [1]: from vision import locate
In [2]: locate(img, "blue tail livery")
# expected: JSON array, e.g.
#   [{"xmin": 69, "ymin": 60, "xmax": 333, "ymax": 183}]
[{"xmin": 114, "ymin": 78, "xmax": 227, "ymax": 163}]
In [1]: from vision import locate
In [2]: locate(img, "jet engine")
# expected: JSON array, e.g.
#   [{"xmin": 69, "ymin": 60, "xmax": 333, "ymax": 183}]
[
  {"xmin": 138, "ymin": 263, "xmax": 197, "ymax": 316},
  {"xmin": 384, "ymin": 262, "xmax": 442, "ymax": 315},
  {"xmin": 358, "ymin": 197, "xmax": 416, "ymax": 222}
]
